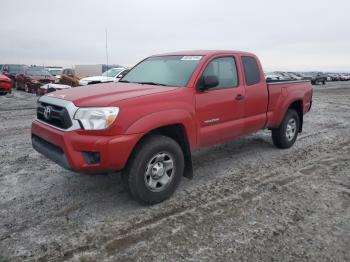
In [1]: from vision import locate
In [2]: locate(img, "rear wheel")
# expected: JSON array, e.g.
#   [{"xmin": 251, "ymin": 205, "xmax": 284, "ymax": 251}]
[
  {"xmin": 122, "ymin": 135, "xmax": 184, "ymax": 205},
  {"xmin": 272, "ymin": 109, "xmax": 300, "ymax": 149}
]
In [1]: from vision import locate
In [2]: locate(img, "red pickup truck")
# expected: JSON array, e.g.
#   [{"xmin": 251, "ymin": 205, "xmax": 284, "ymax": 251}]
[{"xmin": 32, "ymin": 50, "xmax": 313, "ymax": 204}]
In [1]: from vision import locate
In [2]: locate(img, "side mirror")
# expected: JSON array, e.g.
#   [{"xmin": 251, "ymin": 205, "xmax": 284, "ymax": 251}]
[{"xmin": 199, "ymin": 75, "xmax": 219, "ymax": 91}]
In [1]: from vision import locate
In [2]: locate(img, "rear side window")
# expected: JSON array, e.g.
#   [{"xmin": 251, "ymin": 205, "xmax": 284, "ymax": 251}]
[{"xmin": 242, "ymin": 56, "xmax": 260, "ymax": 86}]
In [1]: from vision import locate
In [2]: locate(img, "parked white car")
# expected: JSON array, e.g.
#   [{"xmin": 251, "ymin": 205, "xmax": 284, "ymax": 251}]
[
  {"xmin": 36, "ymin": 83, "xmax": 71, "ymax": 96},
  {"xmin": 46, "ymin": 67, "xmax": 63, "ymax": 80},
  {"xmin": 287, "ymin": 72, "xmax": 303, "ymax": 80},
  {"xmin": 265, "ymin": 74, "xmax": 281, "ymax": 81},
  {"xmin": 79, "ymin": 67, "xmax": 126, "ymax": 86}
]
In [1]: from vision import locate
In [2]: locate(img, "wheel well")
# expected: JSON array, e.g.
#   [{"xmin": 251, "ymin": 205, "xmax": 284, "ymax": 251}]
[
  {"xmin": 289, "ymin": 100, "xmax": 303, "ymax": 132},
  {"xmin": 130, "ymin": 124, "xmax": 193, "ymax": 179}
]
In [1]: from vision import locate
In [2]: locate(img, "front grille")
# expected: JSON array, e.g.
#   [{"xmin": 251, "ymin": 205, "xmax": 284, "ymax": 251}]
[{"xmin": 37, "ymin": 102, "xmax": 72, "ymax": 129}]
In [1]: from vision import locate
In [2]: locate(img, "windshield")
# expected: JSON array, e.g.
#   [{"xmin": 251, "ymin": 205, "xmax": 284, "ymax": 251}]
[
  {"xmin": 102, "ymin": 68, "xmax": 124, "ymax": 77},
  {"xmin": 26, "ymin": 69, "xmax": 51, "ymax": 76},
  {"xmin": 120, "ymin": 55, "xmax": 203, "ymax": 87}
]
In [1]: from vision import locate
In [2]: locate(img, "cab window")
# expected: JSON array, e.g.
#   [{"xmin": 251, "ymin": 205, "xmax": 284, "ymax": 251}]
[
  {"xmin": 200, "ymin": 57, "xmax": 238, "ymax": 90},
  {"xmin": 242, "ymin": 56, "xmax": 260, "ymax": 86}
]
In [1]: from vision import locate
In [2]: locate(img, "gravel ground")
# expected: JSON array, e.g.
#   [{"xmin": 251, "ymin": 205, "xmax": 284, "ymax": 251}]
[{"xmin": 0, "ymin": 82, "xmax": 349, "ymax": 261}]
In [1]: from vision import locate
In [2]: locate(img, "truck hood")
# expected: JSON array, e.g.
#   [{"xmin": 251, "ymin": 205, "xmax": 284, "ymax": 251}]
[{"xmin": 46, "ymin": 82, "xmax": 179, "ymax": 107}]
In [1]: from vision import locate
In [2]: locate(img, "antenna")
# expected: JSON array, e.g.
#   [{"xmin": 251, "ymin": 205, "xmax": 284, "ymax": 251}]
[{"xmin": 105, "ymin": 28, "xmax": 109, "ymax": 77}]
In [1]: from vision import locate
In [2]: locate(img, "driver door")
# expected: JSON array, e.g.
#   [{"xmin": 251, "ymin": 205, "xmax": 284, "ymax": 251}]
[{"xmin": 195, "ymin": 56, "xmax": 246, "ymax": 147}]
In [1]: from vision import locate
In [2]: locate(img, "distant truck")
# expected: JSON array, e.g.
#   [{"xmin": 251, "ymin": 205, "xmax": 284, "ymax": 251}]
[
  {"xmin": 32, "ymin": 50, "xmax": 313, "ymax": 204},
  {"xmin": 59, "ymin": 68, "xmax": 80, "ymax": 87},
  {"xmin": 75, "ymin": 65, "xmax": 102, "ymax": 78},
  {"xmin": 74, "ymin": 64, "xmax": 125, "ymax": 78},
  {"xmin": 46, "ymin": 67, "xmax": 63, "ymax": 78}
]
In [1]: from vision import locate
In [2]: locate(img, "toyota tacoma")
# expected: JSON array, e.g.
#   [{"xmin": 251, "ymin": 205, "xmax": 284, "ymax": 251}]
[{"xmin": 31, "ymin": 50, "xmax": 313, "ymax": 204}]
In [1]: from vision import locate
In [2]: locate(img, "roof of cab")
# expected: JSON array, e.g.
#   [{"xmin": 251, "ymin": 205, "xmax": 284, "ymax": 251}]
[{"xmin": 152, "ymin": 50, "xmax": 256, "ymax": 57}]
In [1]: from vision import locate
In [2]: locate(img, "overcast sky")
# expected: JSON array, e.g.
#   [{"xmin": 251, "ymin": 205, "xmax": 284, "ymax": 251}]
[{"xmin": 1, "ymin": 0, "xmax": 349, "ymax": 72}]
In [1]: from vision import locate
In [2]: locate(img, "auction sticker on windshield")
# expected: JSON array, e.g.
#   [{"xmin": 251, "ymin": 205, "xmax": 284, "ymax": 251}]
[{"xmin": 181, "ymin": 56, "xmax": 202, "ymax": 61}]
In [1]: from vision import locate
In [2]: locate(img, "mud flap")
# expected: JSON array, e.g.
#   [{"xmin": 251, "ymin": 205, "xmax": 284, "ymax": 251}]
[{"xmin": 182, "ymin": 139, "xmax": 193, "ymax": 179}]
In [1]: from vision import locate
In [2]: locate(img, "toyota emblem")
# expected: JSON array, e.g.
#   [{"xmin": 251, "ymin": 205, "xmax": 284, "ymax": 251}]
[{"xmin": 43, "ymin": 106, "xmax": 52, "ymax": 120}]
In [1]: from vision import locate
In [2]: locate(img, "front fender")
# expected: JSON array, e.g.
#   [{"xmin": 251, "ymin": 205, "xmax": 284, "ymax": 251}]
[{"xmin": 125, "ymin": 109, "xmax": 197, "ymax": 148}]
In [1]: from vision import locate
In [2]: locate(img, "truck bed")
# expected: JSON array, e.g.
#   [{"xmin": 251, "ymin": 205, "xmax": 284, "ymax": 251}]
[{"xmin": 266, "ymin": 80, "xmax": 313, "ymax": 128}]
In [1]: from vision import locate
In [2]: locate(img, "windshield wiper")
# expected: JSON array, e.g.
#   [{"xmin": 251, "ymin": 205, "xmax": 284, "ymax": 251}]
[
  {"xmin": 136, "ymin": 81, "xmax": 167, "ymax": 86},
  {"xmin": 118, "ymin": 80, "xmax": 130, "ymax": 83}
]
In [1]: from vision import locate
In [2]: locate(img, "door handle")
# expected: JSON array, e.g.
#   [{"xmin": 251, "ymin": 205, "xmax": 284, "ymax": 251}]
[{"xmin": 235, "ymin": 94, "xmax": 246, "ymax": 101}]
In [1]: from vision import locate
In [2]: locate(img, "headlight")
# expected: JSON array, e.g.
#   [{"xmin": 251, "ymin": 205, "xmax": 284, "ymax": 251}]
[
  {"xmin": 54, "ymin": 78, "xmax": 59, "ymax": 83},
  {"xmin": 74, "ymin": 107, "xmax": 119, "ymax": 130}
]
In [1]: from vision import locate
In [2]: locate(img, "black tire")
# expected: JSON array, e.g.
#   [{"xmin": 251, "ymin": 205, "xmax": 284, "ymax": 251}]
[
  {"xmin": 272, "ymin": 109, "xmax": 300, "ymax": 149},
  {"xmin": 122, "ymin": 135, "xmax": 184, "ymax": 205}
]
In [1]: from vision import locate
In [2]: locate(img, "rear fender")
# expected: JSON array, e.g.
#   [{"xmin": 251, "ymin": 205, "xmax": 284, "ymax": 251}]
[{"xmin": 268, "ymin": 97, "xmax": 303, "ymax": 128}]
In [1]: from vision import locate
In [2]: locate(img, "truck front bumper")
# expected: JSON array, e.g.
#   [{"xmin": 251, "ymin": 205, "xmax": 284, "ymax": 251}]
[{"xmin": 31, "ymin": 120, "xmax": 143, "ymax": 173}]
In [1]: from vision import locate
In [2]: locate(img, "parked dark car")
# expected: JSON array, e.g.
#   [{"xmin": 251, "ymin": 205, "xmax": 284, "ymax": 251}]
[
  {"xmin": 15, "ymin": 67, "xmax": 57, "ymax": 93},
  {"xmin": 311, "ymin": 73, "xmax": 327, "ymax": 85},
  {"xmin": 1, "ymin": 64, "xmax": 27, "ymax": 86}
]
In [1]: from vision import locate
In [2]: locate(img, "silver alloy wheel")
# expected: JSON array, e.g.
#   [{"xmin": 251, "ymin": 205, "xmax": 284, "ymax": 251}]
[
  {"xmin": 144, "ymin": 152, "xmax": 175, "ymax": 192},
  {"xmin": 286, "ymin": 118, "xmax": 297, "ymax": 141}
]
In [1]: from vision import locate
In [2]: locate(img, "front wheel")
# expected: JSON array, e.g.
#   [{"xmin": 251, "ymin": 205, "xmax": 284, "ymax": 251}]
[
  {"xmin": 122, "ymin": 135, "xmax": 184, "ymax": 205},
  {"xmin": 272, "ymin": 109, "xmax": 300, "ymax": 149}
]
